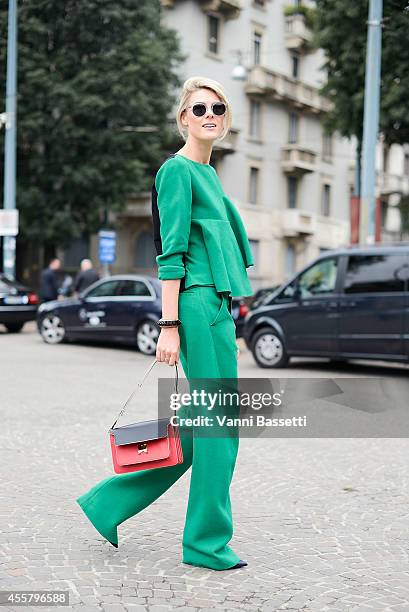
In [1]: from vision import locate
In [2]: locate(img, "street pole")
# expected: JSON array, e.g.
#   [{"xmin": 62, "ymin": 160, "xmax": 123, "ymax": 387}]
[
  {"xmin": 2, "ymin": 0, "xmax": 18, "ymax": 278},
  {"xmin": 359, "ymin": 0, "xmax": 383, "ymax": 245}
]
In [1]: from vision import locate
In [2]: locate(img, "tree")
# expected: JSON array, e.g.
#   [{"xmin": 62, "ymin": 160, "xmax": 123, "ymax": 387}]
[
  {"xmin": 314, "ymin": 1, "xmax": 409, "ymax": 149},
  {"xmin": 0, "ymin": 0, "xmax": 186, "ymax": 252}
]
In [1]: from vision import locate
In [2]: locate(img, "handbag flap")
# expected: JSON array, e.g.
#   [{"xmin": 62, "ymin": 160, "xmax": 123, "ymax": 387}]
[
  {"xmin": 109, "ymin": 417, "xmax": 170, "ymax": 446},
  {"xmin": 110, "ymin": 432, "xmax": 171, "ymax": 466}
]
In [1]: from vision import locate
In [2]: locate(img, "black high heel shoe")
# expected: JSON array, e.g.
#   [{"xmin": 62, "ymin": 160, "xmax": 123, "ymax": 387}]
[{"xmin": 223, "ymin": 559, "xmax": 248, "ymax": 570}]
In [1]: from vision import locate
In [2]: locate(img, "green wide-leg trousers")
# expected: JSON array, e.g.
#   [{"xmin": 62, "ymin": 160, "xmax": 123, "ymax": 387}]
[{"xmin": 76, "ymin": 285, "xmax": 242, "ymax": 570}]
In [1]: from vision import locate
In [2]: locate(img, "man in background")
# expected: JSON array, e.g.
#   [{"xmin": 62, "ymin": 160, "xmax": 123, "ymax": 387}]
[
  {"xmin": 74, "ymin": 259, "xmax": 100, "ymax": 295},
  {"xmin": 39, "ymin": 257, "xmax": 61, "ymax": 303}
]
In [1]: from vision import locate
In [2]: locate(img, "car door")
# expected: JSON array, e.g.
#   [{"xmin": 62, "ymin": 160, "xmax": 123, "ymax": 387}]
[
  {"xmin": 284, "ymin": 256, "xmax": 340, "ymax": 354},
  {"xmin": 72, "ymin": 279, "xmax": 122, "ymax": 340},
  {"xmin": 108, "ymin": 279, "xmax": 156, "ymax": 341},
  {"xmin": 338, "ymin": 251, "xmax": 408, "ymax": 358}
]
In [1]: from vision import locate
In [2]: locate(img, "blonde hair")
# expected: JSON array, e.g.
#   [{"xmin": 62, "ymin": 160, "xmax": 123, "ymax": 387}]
[{"xmin": 176, "ymin": 76, "xmax": 232, "ymax": 142}]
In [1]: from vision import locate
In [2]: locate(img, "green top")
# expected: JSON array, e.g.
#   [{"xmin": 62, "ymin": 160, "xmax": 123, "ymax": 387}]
[{"xmin": 155, "ymin": 153, "xmax": 254, "ymax": 297}]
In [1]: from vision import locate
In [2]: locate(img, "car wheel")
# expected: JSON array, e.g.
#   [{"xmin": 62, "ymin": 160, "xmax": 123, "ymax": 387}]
[
  {"xmin": 136, "ymin": 319, "xmax": 159, "ymax": 355},
  {"xmin": 251, "ymin": 326, "xmax": 289, "ymax": 368},
  {"xmin": 5, "ymin": 322, "xmax": 24, "ymax": 333},
  {"xmin": 39, "ymin": 314, "xmax": 66, "ymax": 344}
]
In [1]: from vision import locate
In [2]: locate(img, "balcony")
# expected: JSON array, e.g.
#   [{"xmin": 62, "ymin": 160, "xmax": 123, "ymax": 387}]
[
  {"xmin": 212, "ymin": 127, "xmax": 239, "ymax": 155},
  {"xmin": 378, "ymin": 172, "xmax": 409, "ymax": 196},
  {"xmin": 245, "ymin": 65, "xmax": 331, "ymax": 114},
  {"xmin": 285, "ymin": 14, "xmax": 312, "ymax": 52},
  {"xmin": 160, "ymin": 0, "xmax": 242, "ymax": 19},
  {"xmin": 281, "ymin": 209, "xmax": 316, "ymax": 237},
  {"xmin": 199, "ymin": 0, "xmax": 241, "ymax": 18},
  {"xmin": 120, "ymin": 193, "xmax": 152, "ymax": 218},
  {"xmin": 316, "ymin": 216, "xmax": 349, "ymax": 249},
  {"xmin": 281, "ymin": 145, "xmax": 317, "ymax": 174}
]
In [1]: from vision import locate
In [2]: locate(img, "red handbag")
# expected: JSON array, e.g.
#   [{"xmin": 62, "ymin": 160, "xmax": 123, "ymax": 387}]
[{"xmin": 108, "ymin": 359, "xmax": 183, "ymax": 474}]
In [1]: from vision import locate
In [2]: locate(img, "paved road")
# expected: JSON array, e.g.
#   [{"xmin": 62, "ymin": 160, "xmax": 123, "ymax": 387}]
[{"xmin": 1, "ymin": 323, "xmax": 409, "ymax": 612}]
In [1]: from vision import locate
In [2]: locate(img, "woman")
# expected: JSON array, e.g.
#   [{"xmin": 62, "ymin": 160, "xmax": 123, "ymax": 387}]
[{"xmin": 76, "ymin": 76, "xmax": 254, "ymax": 571}]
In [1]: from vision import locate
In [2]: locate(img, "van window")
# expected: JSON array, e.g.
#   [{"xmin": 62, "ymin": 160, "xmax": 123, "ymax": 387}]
[
  {"xmin": 298, "ymin": 258, "xmax": 338, "ymax": 298},
  {"xmin": 344, "ymin": 254, "xmax": 407, "ymax": 293}
]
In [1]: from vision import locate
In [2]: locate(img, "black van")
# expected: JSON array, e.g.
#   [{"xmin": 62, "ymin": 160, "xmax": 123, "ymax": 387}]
[{"xmin": 243, "ymin": 245, "xmax": 409, "ymax": 368}]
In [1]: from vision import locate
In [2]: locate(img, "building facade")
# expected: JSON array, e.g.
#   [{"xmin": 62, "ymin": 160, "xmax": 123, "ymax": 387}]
[{"xmin": 63, "ymin": 0, "xmax": 409, "ymax": 292}]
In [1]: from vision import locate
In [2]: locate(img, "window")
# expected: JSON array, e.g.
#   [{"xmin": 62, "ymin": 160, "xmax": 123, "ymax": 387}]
[
  {"xmin": 249, "ymin": 166, "xmax": 259, "ymax": 204},
  {"xmin": 286, "ymin": 243, "xmax": 296, "ymax": 277},
  {"xmin": 321, "ymin": 184, "xmax": 331, "ymax": 217},
  {"xmin": 291, "ymin": 54, "xmax": 300, "ymax": 79},
  {"xmin": 404, "ymin": 153, "xmax": 409, "ymax": 176},
  {"xmin": 287, "ymin": 176, "xmax": 298, "ymax": 208},
  {"xmin": 249, "ymin": 99, "xmax": 261, "ymax": 139},
  {"xmin": 298, "ymin": 258, "xmax": 338, "ymax": 298},
  {"xmin": 63, "ymin": 234, "xmax": 89, "ymax": 267},
  {"xmin": 322, "ymin": 131, "xmax": 333, "ymax": 160},
  {"xmin": 381, "ymin": 200, "xmax": 388, "ymax": 228},
  {"xmin": 117, "ymin": 280, "xmax": 151, "ymax": 297},
  {"xmin": 253, "ymin": 31, "xmax": 262, "ymax": 65},
  {"xmin": 207, "ymin": 15, "xmax": 219, "ymax": 54},
  {"xmin": 288, "ymin": 113, "xmax": 299, "ymax": 144},
  {"xmin": 383, "ymin": 146, "xmax": 389, "ymax": 173},
  {"xmin": 344, "ymin": 254, "xmax": 407, "ymax": 294},
  {"xmin": 85, "ymin": 280, "xmax": 121, "ymax": 298},
  {"xmin": 248, "ymin": 239, "xmax": 259, "ymax": 270},
  {"xmin": 134, "ymin": 231, "xmax": 157, "ymax": 268}
]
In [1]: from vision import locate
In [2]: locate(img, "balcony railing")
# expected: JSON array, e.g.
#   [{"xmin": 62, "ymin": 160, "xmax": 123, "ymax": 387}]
[
  {"xmin": 281, "ymin": 209, "xmax": 316, "ymax": 237},
  {"xmin": 378, "ymin": 172, "xmax": 409, "ymax": 196},
  {"xmin": 160, "ymin": 0, "xmax": 242, "ymax": 18},
  {"xmin": 285, "ymin": 14, "xmax": 312, "ymax": 52},
  {"xmin": 212, "ymin": 127, "xmax": 239, "ymax": 154},
  {"xmin": 245, "ymin": 65, "xmax": 331, "ymax": 114},
  {"xmin": 281, "ymin": 145, "xmax": 317, "ymax": 174}
]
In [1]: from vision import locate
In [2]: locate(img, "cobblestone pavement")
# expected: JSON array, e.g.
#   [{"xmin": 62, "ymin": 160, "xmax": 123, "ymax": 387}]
[{"xmin": 1, "ymin": 324, "xmax": 409, "ymax": 612}]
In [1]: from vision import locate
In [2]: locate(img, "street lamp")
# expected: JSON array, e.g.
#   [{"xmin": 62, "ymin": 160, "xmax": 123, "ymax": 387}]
[
  {"xmin": 231, "ymin": 51, "xmax": 248, "ymax": 81},
  {"xmin": 1, "ymin": 0, "xmax": 18, "ymax": 279}
]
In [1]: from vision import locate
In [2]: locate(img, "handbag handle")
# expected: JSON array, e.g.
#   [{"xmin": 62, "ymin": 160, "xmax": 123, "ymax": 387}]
[{"xmin": 110, "ymin": 358, "xmax": 179, "ymax": 430}]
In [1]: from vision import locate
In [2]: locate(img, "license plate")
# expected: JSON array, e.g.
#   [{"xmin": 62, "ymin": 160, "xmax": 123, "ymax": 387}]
[{"xmin": 4, "ymin": 295, "xmax": 26, "ymax": 305}]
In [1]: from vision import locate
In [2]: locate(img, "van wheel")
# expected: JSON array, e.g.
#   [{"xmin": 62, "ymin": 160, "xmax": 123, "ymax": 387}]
[
  {"xmin": 5, "ymin": 322, "xmax": 24, "ymax": 333},
  {"xmin": 251, "ymin": 326, "xmax": 289, "ymax": 368}
]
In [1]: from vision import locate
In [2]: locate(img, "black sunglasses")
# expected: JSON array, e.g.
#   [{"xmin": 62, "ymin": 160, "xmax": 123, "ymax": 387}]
[{"xmin": 186, "ymin": 102, "xmax": 227, "ymax": 117}]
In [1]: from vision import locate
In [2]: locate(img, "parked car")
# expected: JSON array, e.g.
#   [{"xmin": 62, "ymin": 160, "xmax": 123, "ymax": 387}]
[
  {"xmin": 37, "ymin": 274, "xmax": 246, "ymax": 354},
  {"xmin": 248, "ymin": 285, "xmax": 283, "ymax": 309},
  {"xmin": 243, "ymin": 245, "xmax": 409, "ymax": 368},
  {"xmin": 231, "ymin": 297, "xmax": 249, "ymax": 338},
  {"xmin": 0, "ymin": 273, "xmax": 39, "ymax": 333}
]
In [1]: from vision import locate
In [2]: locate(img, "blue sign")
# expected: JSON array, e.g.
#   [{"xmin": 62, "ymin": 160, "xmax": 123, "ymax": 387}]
[{"xmin": 98, "ymin": 230, "xmax": 117, "ymax": 264}]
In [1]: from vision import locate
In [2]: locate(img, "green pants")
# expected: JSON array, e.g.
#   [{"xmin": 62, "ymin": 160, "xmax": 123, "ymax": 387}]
[{"xmin": 76, "ymin": 285, "xmax": 241, "ymax": 570}]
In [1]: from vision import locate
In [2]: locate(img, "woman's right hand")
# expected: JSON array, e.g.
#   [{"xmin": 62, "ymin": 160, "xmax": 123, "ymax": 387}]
[{"xmin": 156, "ymin": 327, "xmax": 180, "ymax": 366}]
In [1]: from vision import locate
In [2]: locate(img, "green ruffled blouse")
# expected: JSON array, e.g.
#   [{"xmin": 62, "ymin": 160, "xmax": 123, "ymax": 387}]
[{"xmin": 155, "ymin": 153, "xmax": 254, "ymax": 298}]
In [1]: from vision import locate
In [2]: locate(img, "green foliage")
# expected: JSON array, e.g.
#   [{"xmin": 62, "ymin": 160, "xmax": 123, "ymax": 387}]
[
  {"xmin": 314, "ymin": 0, "xmax": 409, "ymax": 146},
  {"xmin": 0, "ymin": 0, "xmax": 186, "ymax": 248},
  {"xmin": 283, "ymin": 3, "xmax": 316, "ymax": 30}
]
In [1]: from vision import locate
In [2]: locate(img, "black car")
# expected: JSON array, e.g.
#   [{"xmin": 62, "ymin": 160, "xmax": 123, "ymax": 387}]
[
  {"xmin": 0, "ymin": 274, "xmax": 39, "ymax": 332},
  {"xmin": 243, "ymin": 245, "xmax": 409, "ymax": 368},
  {"xmin": 37, "ymin": 274, "xmax": 245, "ymax": 353}
]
